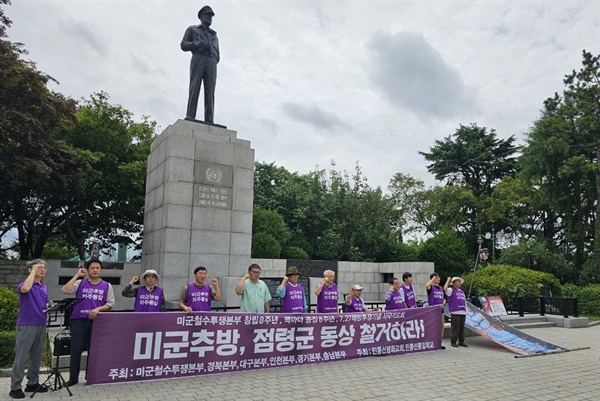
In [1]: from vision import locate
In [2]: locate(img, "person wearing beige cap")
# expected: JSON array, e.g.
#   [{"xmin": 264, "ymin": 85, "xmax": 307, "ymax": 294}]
[
  {"xmin": 122, "ymin": 269, "xmax": 166, "ymax": 312},
  {"xmin": 345, "ymin": 284, "xmax": 380, "ymax": 313},
  {"xmin": 444, "ymin": 276, "xmax": 468, "ymax": 347}
]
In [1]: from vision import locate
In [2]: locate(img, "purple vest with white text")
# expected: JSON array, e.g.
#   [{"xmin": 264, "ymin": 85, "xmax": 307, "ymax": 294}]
[
  {"xmin": 135, "ymin": 286, "xmax": 163, "ymax": 312},
  {"xmin": 345, "ymin": 296, "xmax": 364, "ymax": 313},
  {"xmin": 403, "ymin": 284, "xmax": 416, "ymax": 308},
  {"xmin": 282, "ymin": 282, "xmax": 305, "ymax": 313},
  {"xmin": 448, "ymin": 288, "xmax": 467, "ymax": 313},
  {"xmin": 72, "ymin": 279, "xmax": 109, "ymax": 319},
  {"xmin": 317, "ymin": 283, "xmax": 338, "ymax": 313},
  {"xmin": 185, "ymin": 282, "xmax": 211, "ymax": 311},
  {"xmin": 385, "ymin": 290, "xmax": 404, "ymax": 310},
  {"xmin": 428, "ymin": 284, "xmax": 445, "ymax": 306}
]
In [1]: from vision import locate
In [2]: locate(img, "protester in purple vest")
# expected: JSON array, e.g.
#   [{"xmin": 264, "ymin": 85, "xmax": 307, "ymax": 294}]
[
  {"xmin": 62, "ymin": 258, "xmax": 115, "ymax": 386},
  {"xmin": 401, "ymin": 272, "xmax": 417, "ymax": 308},
  {"xmin": 122, "ymin": 269, "xmax": 166, "ymax": 312},
  {"xmin": 345, "ymin": 285, "xmax": 379, "ymax": 312},
  {"xmin": 9, "ymin": 259, "xmax": 50, "ymax": 399},
  {"xmin": 384, "ymin": 278, "xmax": 405, "ymax": 311},
  {"xmin": 426, "ymin": 272, "xmax": 446, "ymax": 349},
  {"xmin": 444, "ymin": 276, "xmax": 468, "ymax": 348},
  {"xmin": 276, "ymin": 266, "xmax": 308, "ymax": 313},
  {"xmin": 314, "ymin": 269, "xmax": 339, "ymax": 313},
  {"xmin": 179, "ymin": 266, "xmax": 221, "ymax": 313}
]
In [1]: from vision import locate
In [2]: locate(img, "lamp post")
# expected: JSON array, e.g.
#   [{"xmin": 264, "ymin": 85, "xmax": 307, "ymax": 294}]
[{"xmin": 467, "ymin": 234, "xmax": 487, "ymax": 299}]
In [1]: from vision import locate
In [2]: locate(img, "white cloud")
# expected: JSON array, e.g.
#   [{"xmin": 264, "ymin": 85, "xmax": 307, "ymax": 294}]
[{"xmin": 5, "ymin": 0, "xmax": 599, "ymax": 191}]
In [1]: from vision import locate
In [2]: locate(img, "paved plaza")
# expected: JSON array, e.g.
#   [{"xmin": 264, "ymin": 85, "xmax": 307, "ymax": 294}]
[{"xmin": 2, "ymin": 325, "xmax": 598, "ymax": 401}]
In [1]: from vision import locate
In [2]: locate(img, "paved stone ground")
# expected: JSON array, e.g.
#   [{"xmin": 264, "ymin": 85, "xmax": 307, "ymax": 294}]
[{"xmin": 2, "ymin": 325, "xmax": 598, "ymax": 401}]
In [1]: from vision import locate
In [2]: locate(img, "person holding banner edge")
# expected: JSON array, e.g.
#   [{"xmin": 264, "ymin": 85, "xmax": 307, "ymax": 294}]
[
  {"xmin": 62, "ymin": 258, "xmax": 115, "ymax": 386},
  {"xmin": 9, "ymin": 259, "xmax": 49, "ymax": 399},
  {"xmin": 444, "ymin": 276, "xmax": 468, "ymax": 348}
]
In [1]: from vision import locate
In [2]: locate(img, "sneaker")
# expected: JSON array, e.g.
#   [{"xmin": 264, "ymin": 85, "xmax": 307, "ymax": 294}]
[
  {"xmin": 9, "ymin": 389, "xmax": 25, "ymax": 399},
  {"xmin": 65, "ymin": 379, "xmax": 79, "ymax": 387},
  {"xmin": 451, "ymin": 343, "xmax": 458, "ymax": 347},
  {"xmin": 25, "ymin": 383, "xmax": 48, "ymax": 393},
  {"xmin": 459, "ymin": 342, "xmax": 468, "ymax": 347},
  {"xmin": 440, "ymin": 345, "xmax": 446, "ymax": 350}
]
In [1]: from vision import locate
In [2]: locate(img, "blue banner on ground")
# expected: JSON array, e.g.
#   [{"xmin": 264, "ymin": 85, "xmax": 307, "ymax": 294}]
[{"xmin": 454, "ymin": 302, "xmax": 567, "ymax": 356}]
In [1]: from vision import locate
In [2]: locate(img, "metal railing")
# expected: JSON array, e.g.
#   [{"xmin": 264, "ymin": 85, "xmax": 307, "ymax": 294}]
[{"xmin": 507, "ymin": 296, "xmax": 579, "ymax": 318}]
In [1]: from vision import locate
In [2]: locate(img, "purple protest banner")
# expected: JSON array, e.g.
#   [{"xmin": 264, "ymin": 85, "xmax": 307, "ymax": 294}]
[{"xmin": 87, "ymin": 306, "xmax": 442, "ymax": 385}]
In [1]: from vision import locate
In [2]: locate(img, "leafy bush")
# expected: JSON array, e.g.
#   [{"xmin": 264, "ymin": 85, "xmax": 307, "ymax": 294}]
[
  {"xmin": 0, "ymin": 287, "xmax": 19, "ymax": 332},
  {"xmin": 251, "ymin": 232, "xmax": 282, "ymax": 259},
  {"xmin": 561, "ymin": 284, "xmax": 600, "ymax": 316},
  {"xmin": 281, "ymin": 246, "xmax": 309, "ymax": 260},
  {"xmin": 464, "ymin": 264, "xmax": 561, "ymax": 300},
  {"xmin": 0, "ymin": 332, "xmax": 51, "ymax": 369},
  {"xmin": 577, "ymin": 285, "xmax": 600, "ymax": 316},
  {"xmin": 0, "ymin": 331, "xmax": 16, "ymax": 368},
  {"xmin": 252, "ymin": 208, "xmax": 291, "ymax": 246}
]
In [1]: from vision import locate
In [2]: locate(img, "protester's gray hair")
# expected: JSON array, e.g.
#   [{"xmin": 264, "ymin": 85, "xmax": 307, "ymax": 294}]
[
  {"xmin": 323, "ymin": 270, "xmax": 335, "ymax": 277},
  {"xmin": 25, "ymin": 259, "xmax": 47, "ymax": 269}
]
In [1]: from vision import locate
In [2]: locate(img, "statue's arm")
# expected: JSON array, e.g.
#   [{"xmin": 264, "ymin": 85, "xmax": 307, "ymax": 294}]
[
  {"xmin": 215, "ymin": 36, "xmax": 220, "ymax": 63},
  {"xmin": 180, "ymin": 26, "xmax": 197, "ymax": 52}
]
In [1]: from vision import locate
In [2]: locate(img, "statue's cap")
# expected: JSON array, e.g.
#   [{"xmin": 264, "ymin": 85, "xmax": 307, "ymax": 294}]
[{"xmin": 198, "ymin": 6, "xmax": 215, "ymax": 18}]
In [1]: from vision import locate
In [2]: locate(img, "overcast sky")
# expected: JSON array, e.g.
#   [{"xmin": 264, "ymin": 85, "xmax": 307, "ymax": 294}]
[{"xmin": 6, "ymin": 0, "xmax": 599, "ymax": 190}]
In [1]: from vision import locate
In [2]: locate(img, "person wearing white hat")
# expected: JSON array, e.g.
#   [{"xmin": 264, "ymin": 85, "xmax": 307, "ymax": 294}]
[
  {"xmin": 122, "ymin": 269, "xmax": 165, "ymax": 312},
  {"xmin": 345, "ymin": 285, "xmax": 379, "ymax": 313},
  {"xmin": 444, "ymin": 276, "xmax": 468, "ymax": 347}
]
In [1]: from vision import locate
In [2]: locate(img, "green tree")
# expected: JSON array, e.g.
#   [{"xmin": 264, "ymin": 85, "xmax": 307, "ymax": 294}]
[
  {"xmin": 253, "ymin": 161, "xmax": 401, "ymax": 261},
  {"xmin": 251, "ymin": 232, "xmax": 282, "ymax": 259},
  {"xmin": 60, "ymin": 92, "xmax": 156, "ymax": 258},
  {"xmin": 0, "ymin": 0, "xmax": 84, "ymax": 258},
  {"xmin": 419, "ymin": 123, "xmax": 518, "ymax": 198},
  {"xmin": 252, "ymin": 208, "xmax": 291, "ymax": 250},
  {"xmin": 519, "ymin": 50, "xmax": 598, "ymax": 275},
  {"xmin": 416, "ymin": 125, "xmax": 519, "ymax": 256},
  {"xmin": 418, "ymin": 229, "xmax": 469, "ymax": 279},
  {"xmin": 498, "ymin": 237, "xmax": 574, "ymax": 284}
]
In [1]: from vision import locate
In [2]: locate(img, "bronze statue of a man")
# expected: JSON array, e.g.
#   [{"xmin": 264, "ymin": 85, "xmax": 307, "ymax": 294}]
[{"xmin": 181, "ymin": 5, "xmax": 220, "ymax": 123}]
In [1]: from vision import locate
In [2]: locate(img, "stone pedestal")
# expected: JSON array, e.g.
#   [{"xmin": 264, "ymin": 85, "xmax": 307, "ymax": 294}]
[{"xmin": 142, "ymin": 119, "xmax": 254, "ymax": 301}]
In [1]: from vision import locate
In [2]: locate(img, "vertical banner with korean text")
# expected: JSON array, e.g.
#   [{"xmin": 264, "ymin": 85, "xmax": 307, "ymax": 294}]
[{"xmin": 87, "ymin": 307, "xmax": 442, "ymax": 384}]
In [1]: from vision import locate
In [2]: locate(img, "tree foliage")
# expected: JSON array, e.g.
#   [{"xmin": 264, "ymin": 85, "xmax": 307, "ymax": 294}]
[
  {"xmin": 418, "ymin": 229, "xmax": 469, "ymax": 279},
  {"xmin": 518, "ymin": 50, "xmax": 599, "ymax": 275},
  {"xmin": 60, "ymin": 92, "xmax": 156, "ymax": 258},
  {"xmin": 497, "ymin": 237, "xmax": 574, "ymax": 284},
  {"xmin": 253, "ymin": 161, "xmax": 401, "ymax": 261},
  {"xmin": 0, "ymin": 0, "xmax": 83, "ymax": 258},
  {"xmin": 0, "ymin": 2, "xmax": 156, "ymax": 259},
  {"xmin": 419, "ymin": 123, "xmax": 518, "ymax": 198}
]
